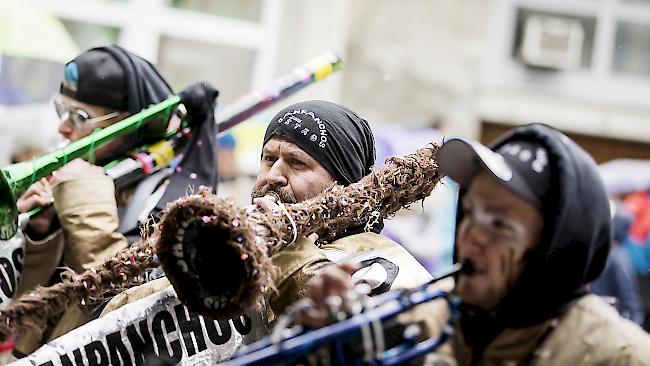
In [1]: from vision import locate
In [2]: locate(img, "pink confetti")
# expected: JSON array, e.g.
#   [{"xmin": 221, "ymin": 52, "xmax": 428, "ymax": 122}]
[
  {"xmin": 190, "ymin": 172, "xmax": 198, "ymax": 179},
  {"xmin": 197, "ymin": 139, "xmax": 203, "ymax": 146},
  {"xmin": 202, "ymin": 216, "xmax": 211, "ymax": 223},
  {"xmin": 176, "ymin": 166, "xmax": 183, "ymax": 172}
]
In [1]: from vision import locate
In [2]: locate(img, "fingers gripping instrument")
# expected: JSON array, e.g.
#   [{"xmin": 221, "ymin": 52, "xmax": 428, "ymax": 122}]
[
  {"xmin": 0, "ymin": 96, "xmax": 181, "ymax": 240},
  {"xmin": 220, "ymin": 262, "xmax": 474, "ymax": 366}
]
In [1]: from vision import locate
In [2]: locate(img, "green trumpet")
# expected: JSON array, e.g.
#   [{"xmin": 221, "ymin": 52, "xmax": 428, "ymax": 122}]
[{"xmin": 0, "ymin": 96, "xmax": 181, "ymax": 240}]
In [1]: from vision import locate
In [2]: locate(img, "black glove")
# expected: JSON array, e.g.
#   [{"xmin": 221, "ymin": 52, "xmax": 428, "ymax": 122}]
[
  {"xmin": 154, "ymin": 82, "xmax": 220, "ymax": 212},
  {"xmin": 178, "ymin": 81, "xmax": 219, "ymax": 126}
]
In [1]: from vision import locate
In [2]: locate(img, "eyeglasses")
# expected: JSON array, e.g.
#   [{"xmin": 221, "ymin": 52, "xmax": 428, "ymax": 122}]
[
  {"xmin": 54, "ymin": 98, "xmax": 120, "ymax": 131},
  {"xmin": 460, "ymin": 198, "xmax": 528, "ymax": 244}
]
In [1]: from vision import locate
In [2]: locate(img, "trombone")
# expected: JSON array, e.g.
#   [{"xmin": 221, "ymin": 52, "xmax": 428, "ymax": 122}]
[
  {"xmin": 0, "ymin": 97, "xmax": 181, "ymax": 240},
  {"xmin": 220, "ymin": 262, "xmax": 471, "ymax": 366},
  {"xmin": 0, "ymin": 52, "xmax": 342, "ymax": 240}
]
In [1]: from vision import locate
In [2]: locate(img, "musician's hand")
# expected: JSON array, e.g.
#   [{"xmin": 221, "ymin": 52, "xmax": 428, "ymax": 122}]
[
  {"xmin": 298, "ymin": 263, "xmax": 359, "ymax": 329},
  {"xmin": 51, "ymin": 158, "xmax": 105, "ymax": 185},
  {"xmin": 17, "ymin": 178, "xmax": 54, "ymax": 213}
]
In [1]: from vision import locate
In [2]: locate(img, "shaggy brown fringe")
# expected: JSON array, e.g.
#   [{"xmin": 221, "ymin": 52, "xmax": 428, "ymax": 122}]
[
  {"xmin": 0, "ymin": 143, "xmax": 442, "ymax": 339},
  {"xmin": 157, "ymin": 144, "xmax": 443, "ymax": 319},
  {"xmin": 155, "ymin": 194, "xmax": 277, "ymax": 320},
  {"xmin": 0, "ymin": 239, "xmax": 158, "ymax": 341}
]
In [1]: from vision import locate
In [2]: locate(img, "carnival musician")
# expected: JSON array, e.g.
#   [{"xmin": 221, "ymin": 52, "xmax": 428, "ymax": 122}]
[
  {"xmin": 12, "ymin": 45, "xmax": 218, "ymax": 357},
  {"xmin": 305, "ymin": 124, "xmax": 650, "ymax": 365},
  {"xmin": 96, "ymin": 100, "xmax": 433, "ymax": 364}
]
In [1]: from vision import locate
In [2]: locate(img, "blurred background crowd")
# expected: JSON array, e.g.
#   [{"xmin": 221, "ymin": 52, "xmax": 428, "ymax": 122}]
[{"xmin": 2, "ymin": 0, "xmax": 650, "ymax": 332}]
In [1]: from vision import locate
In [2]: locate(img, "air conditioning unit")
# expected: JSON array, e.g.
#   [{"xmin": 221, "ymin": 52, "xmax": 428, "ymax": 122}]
[{"xmin": 520, "ymin": 15, "xmax": 585, "ymax": 70}]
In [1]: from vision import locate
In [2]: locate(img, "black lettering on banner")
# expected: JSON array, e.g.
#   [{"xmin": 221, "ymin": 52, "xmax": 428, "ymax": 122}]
[
  {"xmin": 126, "ymin": 319, "xmax": 155, "ymax": 364},
  {"xmin": 74, "ymin": 348, "xmax": 85, "ymax": 366},
  {"xmin": 12, "ymin": 247, "xmax": 23, "ymax": 274},
  {"xmin": 174, "ymin": 304, "xmax": 207, "ymax": 356},
  {"xmin": 0, "ymin": 257, "xmax": 16, "ymax": 298},
  {"xmin": 232, "ymin": 315, "xmax": 252, "ymax": 335},
  {"xmin": 151, "ymin": 310, "xmax": 182, "ymax": 362},
  {"xmin": 58, "ymin": 347, "xmax": 84, "ymax": 366},
  {"xmin": 85, "ymin": 340, "xmax": 109, "ymax": 366},
  {"xmin": 106, "ymin": 331, "xmax": 134, "ymax": 366},
  {"xmin": 203, "ymin": 319, "xmax": 232, "ymax": 346},
  {"xmin": 60, "ymin": 353, "xmax": 74, "ymax": 366}
]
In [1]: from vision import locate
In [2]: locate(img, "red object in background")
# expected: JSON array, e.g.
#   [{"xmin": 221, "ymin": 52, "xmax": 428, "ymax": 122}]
[{"xmin": 623, "ymin": 191, "xmax": 650, "ymax": 244}]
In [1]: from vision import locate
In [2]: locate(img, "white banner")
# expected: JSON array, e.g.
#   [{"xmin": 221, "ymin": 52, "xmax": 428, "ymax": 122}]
[
  {"xmin": 0, "ymin": 215, "xmax": 26, "ymax": 309},
  {"xmin": 11, "ymin": 286, "xmax": 267, "ymax": 366}
]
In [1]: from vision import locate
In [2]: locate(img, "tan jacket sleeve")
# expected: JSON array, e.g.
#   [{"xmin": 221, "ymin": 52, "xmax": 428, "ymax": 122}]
[
  {"xmin": 100, "ymin": 277, "xmax": 172, "ymax": 316},
  {"xmin": 264, "ymin": 236, "xmax": 333, "ymax": 322},
  {"xmin": 53, "ymin": 176, "xmax": 128, "ymax": 272},
  {"xmin": 16, "ymin": 230, "xmax": 64, "ymax": 297}
]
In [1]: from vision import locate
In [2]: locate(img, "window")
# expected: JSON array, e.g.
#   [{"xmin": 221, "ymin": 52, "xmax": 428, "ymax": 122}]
[
  {"xmin": 157, "ymin": 36, "xmax": 256, "ymax": 105},
  {"xmin": 168, "ymin": 0, "xmax": 262, "ymax": 22},
  {"xmin": 40, "ymin": 0, "xmax": 280, "ymax": 109},
  {"xmin": 613, "ymin": 22, "xmax": 650, "ymax": 77},
  {"xmin": 510, "ymin": 0, "xmax": 650, "ymax": 79},
  {"xmin": 60, "ymin": 20, "xmax": 120, "ymax": 52},
  {"xmin": 513, "ymin": 8, "xmax": 596, "ymax": 69},
  {"xmin": 482, "ymin": 0, "xmax": 650, "ymax": 109}
]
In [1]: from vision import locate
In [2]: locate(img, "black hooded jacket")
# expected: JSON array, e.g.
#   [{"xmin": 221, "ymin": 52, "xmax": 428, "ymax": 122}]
[
  {"xmin": 457, "ymin": 124, "xmax": 611, "ymax": 356},
  {"xmin": 64, "ymin": 46, "xmax": 219, "ymax": 240}
]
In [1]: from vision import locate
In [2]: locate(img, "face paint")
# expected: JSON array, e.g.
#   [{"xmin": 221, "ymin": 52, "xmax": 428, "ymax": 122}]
[
  {"xmin": 505, "ymin": 248, "xmax": 517, "ymax": 288},
  {"xmin": 455, "ymin": 172, "xmax": 544, "ymax": 310}
]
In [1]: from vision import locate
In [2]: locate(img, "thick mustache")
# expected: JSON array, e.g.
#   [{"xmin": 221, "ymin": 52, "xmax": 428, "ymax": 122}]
[{"xmin": 253, "ymin": 186, "xmax": 296, "ymax": 204}]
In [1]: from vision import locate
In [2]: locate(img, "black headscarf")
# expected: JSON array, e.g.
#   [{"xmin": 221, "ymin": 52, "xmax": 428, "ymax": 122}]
[
  {"xmin": 263, "ymin": 100, "xmax": 382, "ymax": 236},
  {"xmin": 60, "ymin": 45, "xmax": 174, "ymax": 146},
  {"xmin": 60, "ymin": 46, "xmax": 219, "ymax": 238},
  {"xmin": 61, "ymin": 45, "xmax": 172, "ymax": 114},
  {"xmin": 263, "ymin": 100, "xmax": 376, "ymax": 186}
]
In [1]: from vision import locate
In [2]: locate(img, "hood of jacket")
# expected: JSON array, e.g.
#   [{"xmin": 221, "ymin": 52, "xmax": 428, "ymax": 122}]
[{"xmin": 457, "ymin": 124, "xmax": 611, "ymax": 350}]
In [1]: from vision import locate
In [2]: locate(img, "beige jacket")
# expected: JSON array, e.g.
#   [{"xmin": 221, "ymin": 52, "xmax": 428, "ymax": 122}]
[
  {"xmin": 101, "ymin": 231, "xmax": 434, "ymax": 324},
  {"xmin": 100, "ymin": 277, "xmax": 172, "ymax": 316},
  {"xmin": 265, "ymin": 232, "xmax": 434, "ymax": 322},
  {"xmin": 90, "ymin": 231, "xmax": 432, "ymax": 364},
  {"xmin": 15, "ymin": 176, "xmax": 128, "ymax": 355},
  {"xmin": 449, "ymin": 294, "xmax": 650, "ymax": 366}
]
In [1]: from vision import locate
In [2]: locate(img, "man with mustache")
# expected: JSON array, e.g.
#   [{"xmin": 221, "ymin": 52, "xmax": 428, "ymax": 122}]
[
  {"xmin": 305, "ymin": 124, "xmax": 650, "ymax": 365},
  {"xmin": 85, "ymin": 100, "xmax": 432, "ymax": 364},
  {"xmin": 250, "ymin": 100, "xmax": 434, "ymax": 321}
]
